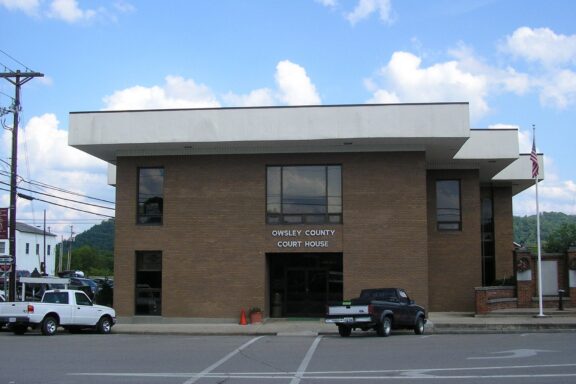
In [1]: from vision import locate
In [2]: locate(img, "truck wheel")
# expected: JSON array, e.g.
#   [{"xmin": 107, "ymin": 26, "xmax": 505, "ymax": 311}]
[
  {"xmin": 376, "ymin": 316, "xmax": 392, "ymax": 337},
  {"xmin": 338, "ymin": 325, "xmax": 352, "ymax": 337},
  {"xmin": 41, "ymin": 316, "xmax": 58, "ymax": 336},
  {"xmin": 414, "ymin": 316, "xmax": 425, "ymax": 335},
  {"xmin": 97, "ymin": 316, "xmax": 112, "ymax": 334}
]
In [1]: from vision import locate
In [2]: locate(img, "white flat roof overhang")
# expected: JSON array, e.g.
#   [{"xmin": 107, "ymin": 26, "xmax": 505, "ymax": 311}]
[
  {"xmin": 69, "ymin": 103, "xmax": 470, "ymax": 163},
  {"xmin": 492, "ymin": 153, "xmax": 545, "ymax": 195},
  {"xmin": 69, "ymin": 103, "xmax": 542, "ymax": 193}
]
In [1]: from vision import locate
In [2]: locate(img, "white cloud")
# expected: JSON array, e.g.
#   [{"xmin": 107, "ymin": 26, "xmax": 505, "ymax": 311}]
[
  {"xmin": 102, "ymin": 75, "xmax": 220, "ymax": 110},
  {"xmin": 514, "ymin": 160, "xmax": 576, "ymax": 216},
  {"xmin": 222, "ymin": 60, "xmax": 322, "ymax": 107},
  {"xmin": 502, "ymin": 27, "xmax": 576, "ymax": 67},
  {"xmin": 367, "ymin": 51, "xmax": 490, "ymax": 120},
  {"xmin": 0, "ymin": 0, "xmax": 39, "ymax": 15},
  {"xmin": 539, "ymin": 69, "xmax": 576, "ymax": 109},
  {"xmin": 498, "ymin": 27, "xmax": 576, "ymax": 110},
  {"xmin": 346, "ymin": 0, "xmax": 393, "ymax": 25},
  {"xmin": 274, "ymin": 60, "xmax": 321, "ymax": 106},
  {"xmin": 367, "ymin": 89, "xmax": 400, "ymax": 104},
  {"xmin": 1, "ymin": 114, "xmax": 113, "ymax": 236},
  {"xmin": 104, "ymin": 60, "xmax": 321, "ymax": 110},
  {"xmin": 222, "ymin": 88, "xmax": 275, "ymax": 107},
  {"xmin": 0, "ymin": 0, "xmax": 133, "ymax": 23},
  {"xmin": 449, "ymin": 45, "xmax": 531, "ymax": 96},
  {"xmin": 48, "ymin": 0, "xmax": 97, "ymax": 23},
  {"xmin": 315, "ymin": 0, "xmax": 337, "ymax": 8}
]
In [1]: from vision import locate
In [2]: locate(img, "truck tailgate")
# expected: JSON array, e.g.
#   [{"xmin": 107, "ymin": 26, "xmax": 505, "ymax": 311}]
[{"xmin": 327, "ymin": 304, "xmax": 370, "ymax": 316}]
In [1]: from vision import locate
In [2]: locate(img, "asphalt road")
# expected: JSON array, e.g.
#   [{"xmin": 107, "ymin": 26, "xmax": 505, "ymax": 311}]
[{"xmin": 1, "ymin": 330, "xmax": 575, "ymax": 383}]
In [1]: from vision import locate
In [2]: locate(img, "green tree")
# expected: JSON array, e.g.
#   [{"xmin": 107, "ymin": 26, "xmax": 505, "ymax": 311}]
[
  {"xmin": 544, "ymin": 223, "xmax": 576, "ymax": 253},
  {"xmin": 69, "ymin": 245, "xmax": 114, "ymax": 277}
]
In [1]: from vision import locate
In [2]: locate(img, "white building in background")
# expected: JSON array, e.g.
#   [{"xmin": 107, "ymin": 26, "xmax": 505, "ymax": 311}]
[{"xmin": 0, "ymin": 222, "xmax": 58, "ymax": 276}]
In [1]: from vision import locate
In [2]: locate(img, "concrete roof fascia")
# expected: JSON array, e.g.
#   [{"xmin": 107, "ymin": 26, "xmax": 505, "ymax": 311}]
[{"xmin": 68, "ymin": 103, "xmax": 471, "ymax": 163}]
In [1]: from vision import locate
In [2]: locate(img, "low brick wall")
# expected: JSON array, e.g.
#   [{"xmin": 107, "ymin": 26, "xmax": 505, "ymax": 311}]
[{"xmin": 475, "ymin": 286, "xmax": 517, "ymax": 314}]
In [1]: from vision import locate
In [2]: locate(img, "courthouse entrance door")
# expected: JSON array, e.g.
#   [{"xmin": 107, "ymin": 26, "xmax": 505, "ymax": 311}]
[{"xmin": 268, "ymin": 253, "xmax": 342, "ymax": 317}]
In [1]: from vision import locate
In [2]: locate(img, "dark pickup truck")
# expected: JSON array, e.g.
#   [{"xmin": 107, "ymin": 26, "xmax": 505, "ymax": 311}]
[{"xmin": 325, "ymin": 288, "xmax": 427, "ymax": 337}]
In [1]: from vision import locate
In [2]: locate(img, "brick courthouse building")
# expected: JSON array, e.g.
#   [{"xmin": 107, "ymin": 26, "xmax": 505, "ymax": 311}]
[{"xmin": 69, "ymin": 103, "xmax": 541, "ymax": 319}]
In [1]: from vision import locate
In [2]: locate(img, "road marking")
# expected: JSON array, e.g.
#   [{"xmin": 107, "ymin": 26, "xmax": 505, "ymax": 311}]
[
  {"xmin": 468, "ymin": 349, "xmax": 556, "ymax": 359},
  {"xmin": 290, "ymin": 336, "xmax": 322, "ymax": 384},
  {"xmin": 182, "ymin": 336, "xmax": 263, "ymax": 384},
  {"xmin": 70, "ymin": 362, "xmax": 576, "ymax": 381}
]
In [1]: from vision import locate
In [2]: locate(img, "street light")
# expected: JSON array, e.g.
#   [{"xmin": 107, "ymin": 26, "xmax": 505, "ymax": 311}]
[{"xmin": 18, "ymin": 194, "xmax": 47, "ymax": 274}]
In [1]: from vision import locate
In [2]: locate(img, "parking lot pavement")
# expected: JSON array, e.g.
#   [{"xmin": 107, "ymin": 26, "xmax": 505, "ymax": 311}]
[{"xmin": 2, "ymin": 332, "xmax": 576, "ymax": 383}]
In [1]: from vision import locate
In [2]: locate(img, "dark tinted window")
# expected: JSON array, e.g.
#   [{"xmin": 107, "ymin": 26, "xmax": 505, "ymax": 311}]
[
  {"xmin": 137, "ymin": 167, "xmax": 164, "ymax": 225},
  {"xmin": 436, "ymin": 180, "xmax": 461, "ymax": 231},
  {"xmin": 135, "ymin": 251, "xmax": 162, "ymax": 316},
  {"xmin": 267, "ymin": 165, "xmax": 342, "ymax": 224},
  {"xmin": 43, "ymin": 292, "xmax": 69, "ymax": 304},
  {"xmin": 75, "ymin": 291, "xmax": 92, "ymax": 306}
]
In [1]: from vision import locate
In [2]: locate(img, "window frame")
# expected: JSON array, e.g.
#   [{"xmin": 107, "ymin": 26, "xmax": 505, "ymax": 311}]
[
  {"xmin": 266, "ymin": 164, "xmax": 342, "ymax": 225},
  {"xmin": 435, "ymin": 179, "xmax": 462, "ymax": 231}
]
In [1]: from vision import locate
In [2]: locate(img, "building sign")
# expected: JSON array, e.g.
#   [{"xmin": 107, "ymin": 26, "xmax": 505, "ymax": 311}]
[
  {"xmin": 0, "ymin": 208, "xmax": 8, "ymax": 240},
  {"xmin": 272, "ymin": 228, "xmax": 337, "ymax": 248}
]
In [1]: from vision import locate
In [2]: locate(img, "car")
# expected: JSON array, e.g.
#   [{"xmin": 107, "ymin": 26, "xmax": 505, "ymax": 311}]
[
  {"xmin": 57, "ymin": 270, "xmax": 85, "ymax": 278},
  {"xmin": 326, "ymin": 288, "xmax": 427, "ymax": 337},
  {"xmin": 0, "ymin": 289, "xmax": 116, "ymax": 336},
  {"xmin": 68, "ymin": 277, "xmax": 99, "ymax": 300}
]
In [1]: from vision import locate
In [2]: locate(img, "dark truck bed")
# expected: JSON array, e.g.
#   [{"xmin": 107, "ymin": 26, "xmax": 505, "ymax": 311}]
[{"xmin": 325, "ymin": 288, "xmax": 427, "ymax": 337}]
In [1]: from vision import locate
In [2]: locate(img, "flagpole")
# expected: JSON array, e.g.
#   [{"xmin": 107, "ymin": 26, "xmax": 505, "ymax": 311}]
[{"xmin": 533, "ymin": 124, "xmax": 545, "ymax": 317}]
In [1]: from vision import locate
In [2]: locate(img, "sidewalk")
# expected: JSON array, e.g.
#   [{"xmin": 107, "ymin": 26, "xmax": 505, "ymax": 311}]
[{"xmin": 112, "ymin": 309, "xmax": 576, "ymax": 336}]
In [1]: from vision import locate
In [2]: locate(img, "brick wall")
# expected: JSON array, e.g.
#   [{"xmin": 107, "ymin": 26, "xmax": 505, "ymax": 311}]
[
  {"xmin": 114, "ymin": 153, "xmax": 482, "ymax": 318},
  {"xmin": 427, "ymin": 170, "xmax": 482, "ymax": 312},
  {"xmin": 475, "ymin": 286, "xmax": 517, "ymax": 314},
  {"xmin": 493, "ymin": 187, "xmax": 514, "ymax": 280},
  {"xmin": 115, "ymin": 154, "xmax": 269, "ymax": 318}
]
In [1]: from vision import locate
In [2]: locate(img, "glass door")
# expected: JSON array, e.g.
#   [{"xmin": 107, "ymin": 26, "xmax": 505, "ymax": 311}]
[{"xmin": 285, "ymin": 268, "xmax": 328, "ymax": 317}]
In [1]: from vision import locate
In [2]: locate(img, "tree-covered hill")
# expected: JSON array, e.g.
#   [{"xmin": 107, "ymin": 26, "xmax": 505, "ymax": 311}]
[
  {"xmin": 73, "ymin": 219, "xmax": 115, "ymax": 252},
  {"xmin": 514, "ymin": 212, "xmax": 576, "ymax": 250}
]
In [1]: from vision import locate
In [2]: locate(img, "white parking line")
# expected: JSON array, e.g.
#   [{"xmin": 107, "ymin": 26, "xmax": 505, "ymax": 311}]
[
  {"xmin": 290, "ymin": 336, "xmax": 322, "ymax": 384},
  {"xmin": 182, "ymin": 336, "xmax": 264, "ymax": 384}
]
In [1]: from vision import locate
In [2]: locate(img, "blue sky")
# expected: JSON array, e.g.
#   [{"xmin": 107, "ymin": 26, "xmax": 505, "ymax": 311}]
[{"xmin": 1, "ymin": 0, "xmax": 575, "ymax": 236}]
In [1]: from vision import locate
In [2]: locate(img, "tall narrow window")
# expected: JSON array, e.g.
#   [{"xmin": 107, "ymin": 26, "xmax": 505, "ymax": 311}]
[
  {"xmin": 266, "ymin": 165, "xmax": 342, "ymax": 224},
  {"xmin": 25, "ymin": 243, "xmax": 30, "ymax": 254},
  {"xmin": 137, "ymin": 167, "xmax": 164, "ymax": 225},
  {"xmin": 436, "ymin": 180, "xmax": 461, "ymax": 231},
  {"xmin": 135, "ymin": 251, "xmax": 162, "ymax": 316},
  {"xmin": 481, "ymin": 189, "xmax": 496, "ymax": 285}
]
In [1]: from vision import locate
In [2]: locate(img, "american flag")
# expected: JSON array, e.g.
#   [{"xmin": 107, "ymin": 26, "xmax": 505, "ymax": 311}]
[{"xmin": 530, "ymin": 136, "xmax": 539, "ymax": 179}]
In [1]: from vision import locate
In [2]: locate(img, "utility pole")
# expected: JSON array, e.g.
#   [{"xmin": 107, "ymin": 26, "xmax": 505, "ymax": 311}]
[
  {"xmin": 42, "ymin": 209, "xmax": 46, "ymax": 275},
  {"xmin": 0, "ymin": 69, "xmax": 44, "ymax": 301},
  {"xmin": 67, "ymin": 225, "xmax": 74, "ymax": 271}
]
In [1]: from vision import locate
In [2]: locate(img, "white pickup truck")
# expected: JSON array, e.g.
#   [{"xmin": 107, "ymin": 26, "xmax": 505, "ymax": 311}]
[{"xmin": 0, "ymin": 289, "xmax": 116, "ymax": 336}]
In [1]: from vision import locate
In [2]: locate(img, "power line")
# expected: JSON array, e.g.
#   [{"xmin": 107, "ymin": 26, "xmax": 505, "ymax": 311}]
[
  {"xmin": 18, "ymin": 193, "xmax": 115, "ymax": 218},
  {"xmin": 0, "ymin": 180, "xmax": 115, "ymax": 210},
  {"xmin": 0, "ymin": 49, "xmax": 34, "ymax": 72},
  {"xmin": 0, "ymin": 186, "xmax": 114, "ymax": 218},
  {"xmin": 0, "ymin": 169, "xmax": 115, "ymax": 204},
  {"xmin": 28, "ymin": 179, "xmax": 115, "ymax": 204}
]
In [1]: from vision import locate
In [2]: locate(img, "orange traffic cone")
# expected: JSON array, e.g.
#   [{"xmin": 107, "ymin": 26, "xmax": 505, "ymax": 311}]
[{"xmin": 239, "ymin": 309, "xmax": 247, "ymax": 325}]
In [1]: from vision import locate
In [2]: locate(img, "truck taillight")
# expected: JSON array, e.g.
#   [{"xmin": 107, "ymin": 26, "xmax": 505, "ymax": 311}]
[
  {"xmin": 27, "ymin": 304, "xmax": 34, "ymax": 313},
  {"xmin": 368, "ymin": 304, "xmax": 374, "ymax": 314}
]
